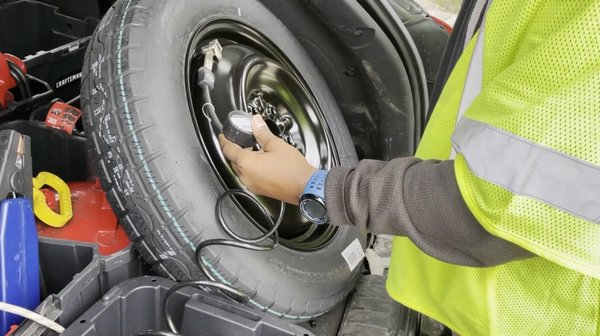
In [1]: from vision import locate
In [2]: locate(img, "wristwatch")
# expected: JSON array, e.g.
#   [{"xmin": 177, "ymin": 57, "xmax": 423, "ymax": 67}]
[{"xmin": 299, "ymin": 170, "xmax": 329, "ymax": 225}]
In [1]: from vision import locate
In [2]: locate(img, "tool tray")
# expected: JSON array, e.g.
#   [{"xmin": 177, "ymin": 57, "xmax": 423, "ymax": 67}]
[
  {"xmin": 0, "ymin": 0, "xmax": 99, "ymax": 101},
  {"xmin": 14, "ymin": 239, "xmax": 144, "ymax": 336},
  {"xmin": 61, "ymin": 277, "xmax": 315, "ymax": 336}
]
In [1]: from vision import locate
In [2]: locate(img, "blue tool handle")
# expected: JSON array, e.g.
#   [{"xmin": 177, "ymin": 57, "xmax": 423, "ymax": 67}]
[{"xmin": 0, "ymin": 198, "xmax": 40, "ymax": 334}]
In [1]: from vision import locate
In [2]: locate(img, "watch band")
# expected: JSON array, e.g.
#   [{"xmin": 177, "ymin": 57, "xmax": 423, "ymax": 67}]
[{"xmin": 303, "ymin": 169, "xmax": 328, "ymax": 200}]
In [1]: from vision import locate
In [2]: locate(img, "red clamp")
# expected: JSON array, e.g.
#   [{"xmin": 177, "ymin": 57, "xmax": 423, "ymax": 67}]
[
  {"xmin": 45, "ymin": 101, "xmax": 82, "ymax": 135},
  {"xmin": 0, "ymin": 53, "xmax": 26, "ymax": 110}
]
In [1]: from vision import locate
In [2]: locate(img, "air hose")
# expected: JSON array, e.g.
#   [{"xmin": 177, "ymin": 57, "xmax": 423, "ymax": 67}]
[
  {"xmin": 136, "ymin": 40, "xmax": 287, "ymax": 336},
  {"xmin": 6, "ymin": 60, "xmax": 31, "ymax": 100}
]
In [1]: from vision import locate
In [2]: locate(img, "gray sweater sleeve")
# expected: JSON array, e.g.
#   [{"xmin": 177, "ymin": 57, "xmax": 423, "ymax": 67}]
[{"xmin": 325, "ymin": 158, "xmax": 532, "ymax": 267}]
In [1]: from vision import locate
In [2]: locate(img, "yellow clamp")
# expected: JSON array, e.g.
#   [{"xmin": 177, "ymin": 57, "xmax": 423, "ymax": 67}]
[{"xmin": 32, "ymin": 172, "xmax": 73, "ymax": 228}]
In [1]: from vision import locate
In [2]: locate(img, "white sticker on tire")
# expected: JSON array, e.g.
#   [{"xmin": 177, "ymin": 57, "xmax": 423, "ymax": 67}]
[{"xmin": 341, "ymin": 239, "xmax": 365, "ymax": 272}]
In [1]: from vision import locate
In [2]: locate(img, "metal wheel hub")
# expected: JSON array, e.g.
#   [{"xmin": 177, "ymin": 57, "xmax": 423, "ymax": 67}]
[
  {"xmin": 209, "ymin": 43, "xmax": 319, "ymax": 156},
  {"xmin": 188, "ymin": 21, "xmax": 338, "ymax": 250},
  {"xmin": 246, "ymin": 91, "xmax": 296, "ymax": 149}
]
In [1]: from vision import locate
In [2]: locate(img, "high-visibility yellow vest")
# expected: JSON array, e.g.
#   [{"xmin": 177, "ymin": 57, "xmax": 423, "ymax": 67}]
[{"xmin": 386, "ymin": 1, "xmax": 600, "ymax": 335}]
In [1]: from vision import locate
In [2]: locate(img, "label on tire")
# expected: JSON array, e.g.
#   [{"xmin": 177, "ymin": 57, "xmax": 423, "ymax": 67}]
[{"xmin": 341, "ymin": 239, "xmax": 365, "ymax": 272}]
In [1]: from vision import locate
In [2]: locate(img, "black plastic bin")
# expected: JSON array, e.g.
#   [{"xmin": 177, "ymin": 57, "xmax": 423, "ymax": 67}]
[
  {"xmin": 61, "ymin": 277, "xmax": 315, "ymax": 336},
  {"xmin": 0, "ymin": 0, "xmax": 102, "ymax": 101},
  {"xmin": 14, "ymin": 238, "xmax": 144, "ymax": 336}
]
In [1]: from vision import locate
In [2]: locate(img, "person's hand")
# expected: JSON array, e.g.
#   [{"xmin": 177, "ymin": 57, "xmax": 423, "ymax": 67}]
[{"xmin": 219, "ymin": 115, "xmax": 317, "ymax": 205}]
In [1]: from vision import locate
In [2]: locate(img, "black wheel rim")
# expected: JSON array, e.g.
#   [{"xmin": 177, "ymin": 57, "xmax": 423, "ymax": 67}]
[{"xmin": 186, "ymin": 20, "xmax": 339, "ymax": 251}]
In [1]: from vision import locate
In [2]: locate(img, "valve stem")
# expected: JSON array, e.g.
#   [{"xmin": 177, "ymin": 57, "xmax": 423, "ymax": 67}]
[{"xmin": 201, "ymin": 39, "xmax": 223, "ymax": 71}]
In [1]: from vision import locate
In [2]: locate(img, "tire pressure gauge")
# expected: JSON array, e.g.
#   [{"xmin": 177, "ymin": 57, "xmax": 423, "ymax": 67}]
[{"xmin": 223, "ymin": 110, "xmax": 257, "ymax": 148}]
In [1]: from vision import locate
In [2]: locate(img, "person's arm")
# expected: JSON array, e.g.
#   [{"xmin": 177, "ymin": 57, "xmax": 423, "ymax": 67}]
[
  {"xmin": 326, "ymin": 158, "xmax": 532, "ymax": 267},
  {"xmin": 219, "ymin": 115, "xmax": 531, "ymax": 267}
]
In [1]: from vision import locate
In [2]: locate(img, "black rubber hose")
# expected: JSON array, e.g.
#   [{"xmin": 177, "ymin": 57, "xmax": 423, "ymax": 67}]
[
  {"xmin": 7, "ymin": 61, "xmax": 31, "ymax": 99},
  {"xmin": 7, "ymin": 68, "xmax": 26, "ymax": 100},
  {"xmin": 200, "ymin": 84, "xmax": 223, "ymax": 132},
  {"xmin": 162, "ymin": 280, "xmax": 250, "ymax": 334},
  {"xmin": 157, "ymin": 190, "xmax": 285, "ymax": 335},
  {"xmin": 0, "ymin": 74, "xmax": 54, "ymax": 119}
]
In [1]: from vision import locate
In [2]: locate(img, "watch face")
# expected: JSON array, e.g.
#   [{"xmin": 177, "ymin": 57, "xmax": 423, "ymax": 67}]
[{"xmin": 300, "ymin": 198, "xmax": 328, "ymax": 224}]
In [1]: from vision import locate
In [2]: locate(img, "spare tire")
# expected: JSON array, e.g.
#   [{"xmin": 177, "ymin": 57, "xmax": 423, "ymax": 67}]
[{"xmin": 81, "ymin": 0, "xmax": 363, "ymax": 319}]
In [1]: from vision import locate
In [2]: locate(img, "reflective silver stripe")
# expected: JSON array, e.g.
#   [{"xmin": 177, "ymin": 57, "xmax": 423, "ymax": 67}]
[
  {"xmin": 457, "ymin": 23, "xmax": 485, "ymax": 122},
  {"xmin": 465, "ymin": 0, "xmax": 491, "ymax": 46},
  {"xmin": 452, "ymin": 118, "xmax": 600, "ymax": 223},
  {"xmin": 450, "ymin": 6, "xmax": 487, "ymax": 158},
  {"xmin": 459, "ymin": 0, "xmax": 492, "ymax": 120}
]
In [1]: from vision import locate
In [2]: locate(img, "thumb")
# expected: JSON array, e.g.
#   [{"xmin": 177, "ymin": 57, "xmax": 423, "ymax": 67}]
[{"xmin": 252, "ymin": 114, "xmax": 279, "ymax": 150}]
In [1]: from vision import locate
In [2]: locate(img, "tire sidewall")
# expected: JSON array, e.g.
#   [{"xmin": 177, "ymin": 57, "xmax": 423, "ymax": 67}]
[{"xmin": 86, "ymin": 0, "xmax": 362, "ymax": 317}]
